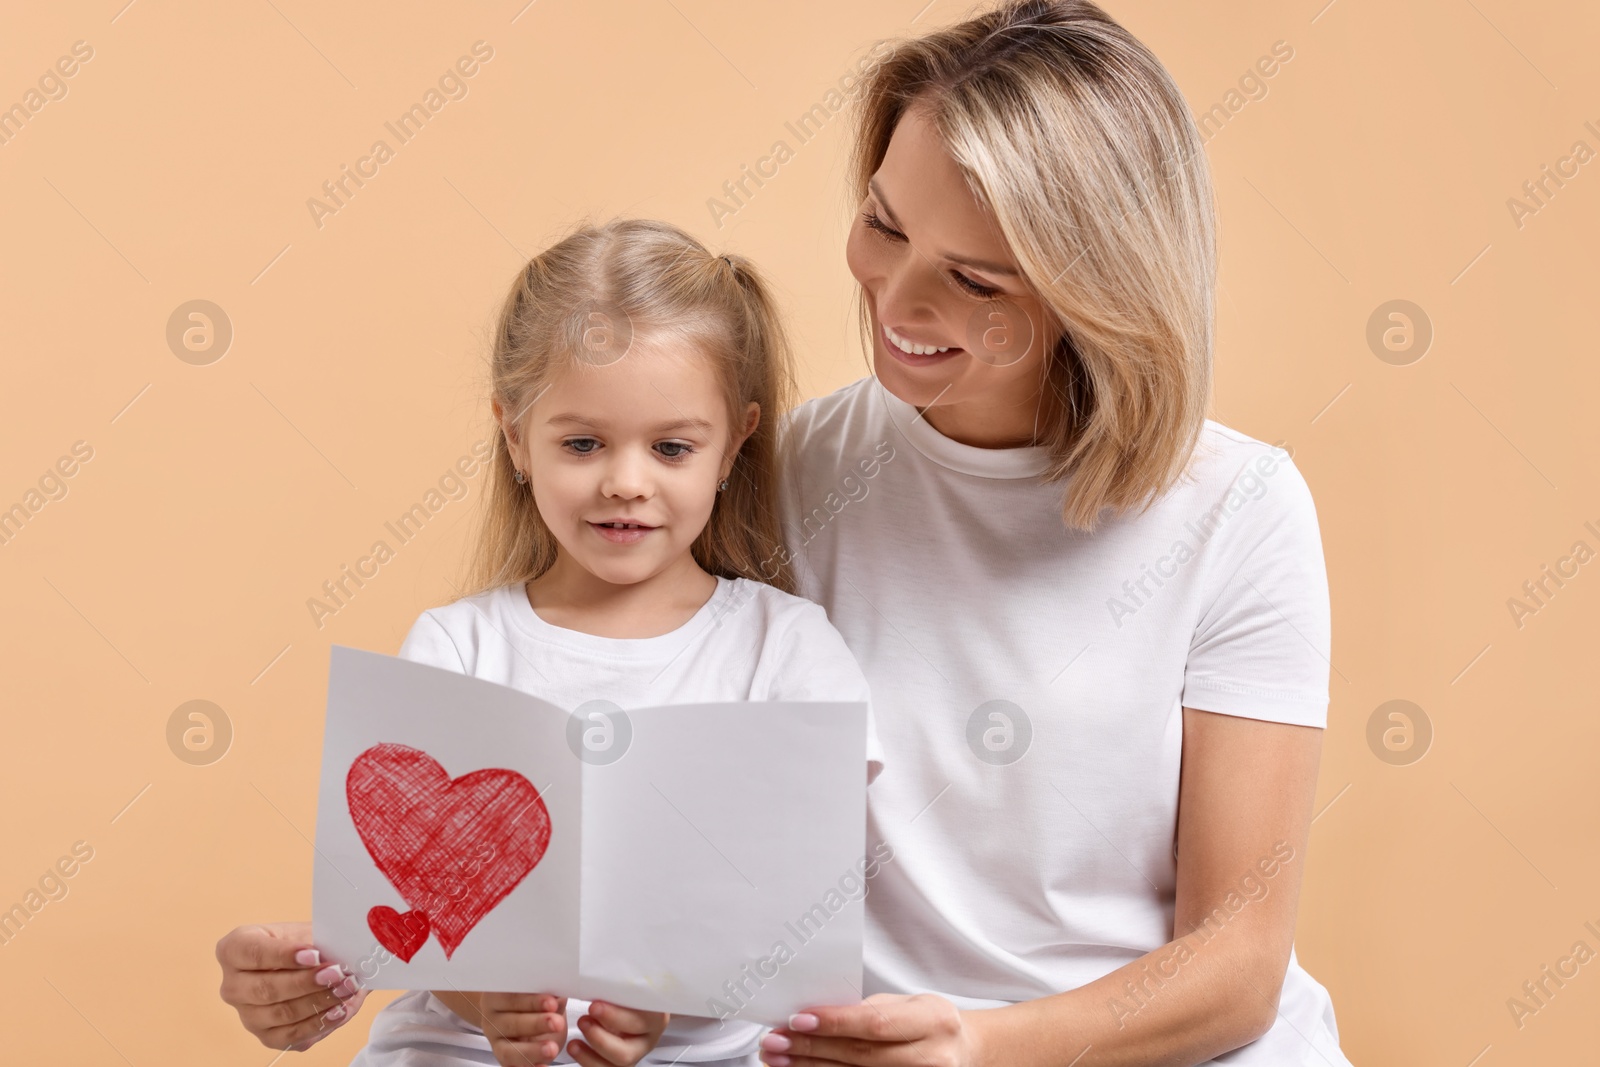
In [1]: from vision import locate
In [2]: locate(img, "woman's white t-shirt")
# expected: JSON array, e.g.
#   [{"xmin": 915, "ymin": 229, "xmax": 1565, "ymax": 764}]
[
  {"xmin": 777, "ymin": 377, "xmax": 1351, "ymax": 1067},
  {"xmin": 349, "ymin": 576, "xmax": 886, "ymax": 1067}
]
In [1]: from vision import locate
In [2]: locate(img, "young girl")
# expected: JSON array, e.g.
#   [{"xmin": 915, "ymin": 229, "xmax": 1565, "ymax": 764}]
[{"xmin": 217, "ymin": 218, "xmax": 883, "ymax": 1067}]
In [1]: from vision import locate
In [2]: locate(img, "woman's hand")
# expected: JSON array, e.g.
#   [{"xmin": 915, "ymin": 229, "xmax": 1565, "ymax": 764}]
[
  {"xmin": 482, "ymin": 994, "xmax": 667, "ymax": 1067},
  {"xmin": 758, "ymin": 993, "xmax": 986, "ymax": 1067},
  {"xmin": 216, "ymin": 922, "xmax": 369, "ymax": 1051}
]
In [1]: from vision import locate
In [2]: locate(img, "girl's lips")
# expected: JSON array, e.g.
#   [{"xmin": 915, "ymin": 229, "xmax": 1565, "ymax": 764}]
[
  {"xmin": 588, "ymin": 522, "xmax": 655, "ymax": 545},
  {"xmin": 880, "ymin": 320, "xmax": 963, "ymax": 367}
]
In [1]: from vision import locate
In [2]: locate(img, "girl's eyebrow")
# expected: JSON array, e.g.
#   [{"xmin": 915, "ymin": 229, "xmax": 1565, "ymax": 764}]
[
  {"xmin": 868, "ymin": 177, "xmax": 1021, "ymax": 277},
  {"xmin": 546, "ymin": 412, "xmax": 715, "ymax": 434}
]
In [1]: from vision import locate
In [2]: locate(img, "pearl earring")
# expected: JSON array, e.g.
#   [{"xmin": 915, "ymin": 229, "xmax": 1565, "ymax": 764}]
[
  {"xmin": 513, "ymin": 469, "xmax": 526, "ymax": 484},
  {"xmin": 718, "ymin": 479, "xmax": 729, "ymax": 492}
]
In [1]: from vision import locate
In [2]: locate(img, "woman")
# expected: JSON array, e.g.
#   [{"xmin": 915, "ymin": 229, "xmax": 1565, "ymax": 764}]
[{"xmin": 217, "ymin": 2, "xmax": 1353, "ymax": 1064}]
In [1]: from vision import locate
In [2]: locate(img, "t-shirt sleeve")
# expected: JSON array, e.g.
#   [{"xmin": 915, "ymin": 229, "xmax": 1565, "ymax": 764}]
[
  {"xmin": 396, "ymin": 610, "xmax": 468, "ymax": 675},
  {"xmin": 764, "ymin": 602, "xmax": 886, "ymax": 784},
  {"xmin": 1181, "ymin": 450, "xmax": 1331, "ymax": 728}
]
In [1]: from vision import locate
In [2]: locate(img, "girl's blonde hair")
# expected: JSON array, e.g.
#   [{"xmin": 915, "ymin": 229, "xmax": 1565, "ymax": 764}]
[
  {"xmin": 460, "ymin": 217, "xmax": 798, "ymax": 599},
  {"xmin": 851, "ymin": 0, "xmax": 1217, "ymax": 531}
]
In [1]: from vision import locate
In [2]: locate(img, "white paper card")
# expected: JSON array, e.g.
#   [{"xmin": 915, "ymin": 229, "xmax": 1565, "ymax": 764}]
[{"xmin": 311, "ymin": 645, "xmax": 869, "ymax": 1027}]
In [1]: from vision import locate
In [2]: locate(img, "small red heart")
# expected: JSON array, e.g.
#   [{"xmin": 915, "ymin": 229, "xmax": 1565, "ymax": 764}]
[{"xmin": 367, "ymin": 906, "xmax": 430, "ymax": 962}]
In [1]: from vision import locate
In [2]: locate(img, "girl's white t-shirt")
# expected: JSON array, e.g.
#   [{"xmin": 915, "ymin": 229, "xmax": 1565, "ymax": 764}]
[
  {"xmin": 777, "ymin": 377, "xmax": 1352, "ymax": 1067},
  {"xmin": 349, "ymin": 576, "xmax": 885, "ymax": 1067}
]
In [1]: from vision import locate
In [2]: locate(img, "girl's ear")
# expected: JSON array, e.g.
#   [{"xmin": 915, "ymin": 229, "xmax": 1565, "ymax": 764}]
[
  {"xmin": 721, "ymin": 402, "xmax": 761, "ymax": 481},
  {"xmin": 492, "ymin": 397, "xmax": 521, "ymax": 448}
]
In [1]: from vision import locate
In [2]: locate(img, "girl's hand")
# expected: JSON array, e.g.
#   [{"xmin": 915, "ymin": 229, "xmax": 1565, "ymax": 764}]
[
  {"xmin": 758, "ymin": 993, "xmax": 986, "ymax": 1067},
  {"xmin": 570, "ymin": 1000, "xmax": 671, "ymax": 1067},
  {"xmin": 481, "ymin": 992, "xmax": 569, "ymax": 1066},
  {"xmin": 215, "ymin": 921, "xmax": 369, "ymax": 1051}
]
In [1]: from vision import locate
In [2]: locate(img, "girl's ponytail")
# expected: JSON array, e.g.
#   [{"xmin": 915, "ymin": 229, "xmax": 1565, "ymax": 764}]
[{"xmin": 694, "ymin": 249, "xmax": 798, "ymax": 592}]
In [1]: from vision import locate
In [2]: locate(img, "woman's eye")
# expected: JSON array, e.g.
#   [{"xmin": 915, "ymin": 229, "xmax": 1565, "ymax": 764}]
[
  {"xmin": 656, "ymin": 441, "xmax": 695, "ymax": 460},
  {"xmin": 953, "ymin": 272, "xmax": 1002, "ymax": 298},
  {"xmin": 860, "ymin": 208, "xmax": 904, "ymax": 241},
  {"xmin": 564, "ymin": 437, "xmax": 600, "ymax": 455},
  {"xmin": 863, "ymin": 208, "xmax": 1003, "ymax": 299}
]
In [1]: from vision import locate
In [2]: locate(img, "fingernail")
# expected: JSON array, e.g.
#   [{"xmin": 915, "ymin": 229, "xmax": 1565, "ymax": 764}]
[
  {"xmin": 333, "ymin": 977, "xmax": 359, "ymax": 998},
  {"xmin": 788, "ymin": 1013, "xmax": 819, "ymax": 1031},
  {"xmin": 295, "ymin": 948, "xmax": 321, "ymax": 967},
  {"xmin": 766, "ymin": 1056, "xmax": 792, "ymax": 1067},
  {"xmin": 761, "ymin": 1033, "xmax": 791, "ymax": 1052},
  {"xmin": 324, "ymin": 1004, "xmax": 347, "ymax": 1023},
  {"xmin": 314, "ymin": 964, "xmax": 345, "ymax": 987}
]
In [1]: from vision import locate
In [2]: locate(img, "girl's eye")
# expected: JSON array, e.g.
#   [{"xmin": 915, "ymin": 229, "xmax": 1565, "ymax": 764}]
[
  {"xmin": 563, "ymin": 437, "xmax": 600, "ymax": 455},
  {"xmin": 860, "ymin": 208, "xmax": 1003, "ymax": 299},
  {"xmin": 656, "ymin": 441, "xmax": 695, "ymax": 460}
]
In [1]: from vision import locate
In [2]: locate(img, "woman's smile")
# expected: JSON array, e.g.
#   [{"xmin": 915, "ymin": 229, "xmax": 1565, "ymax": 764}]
[{"xmin": 880, "ymin": 317, "xmax": 963, "ymax": 367}]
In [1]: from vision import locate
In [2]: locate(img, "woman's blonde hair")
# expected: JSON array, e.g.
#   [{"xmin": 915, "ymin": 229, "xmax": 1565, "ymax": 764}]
[
  {"xmin": 850, "ymin": 0, "xmax": 1216, "ymax": 530},
  {"xmin": 459, "ymin": 217, "xmax": 798, "ymax": 599}
]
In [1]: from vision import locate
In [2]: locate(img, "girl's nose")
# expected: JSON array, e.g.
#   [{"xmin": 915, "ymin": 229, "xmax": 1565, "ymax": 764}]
[{"xmin": 598, "ymin": 449, "xmax": 651, "ymax": 500}]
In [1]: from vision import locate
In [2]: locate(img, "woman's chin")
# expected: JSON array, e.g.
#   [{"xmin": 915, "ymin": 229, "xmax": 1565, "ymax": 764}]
[{"xmin": 872, "ymin": 347, "xmax": 966, "ymax": 408}]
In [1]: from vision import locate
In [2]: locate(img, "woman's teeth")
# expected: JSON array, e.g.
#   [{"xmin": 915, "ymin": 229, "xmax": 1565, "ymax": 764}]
[{"xmin": 884, "ymin": 323, "xmax": 952, "ymax": 356}]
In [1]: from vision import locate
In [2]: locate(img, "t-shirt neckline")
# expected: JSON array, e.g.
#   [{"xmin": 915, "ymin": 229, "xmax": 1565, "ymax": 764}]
[
  {"xmin": 873, "ymin": 379, "xmax": 1053, "ymax": 479},
  {"xmin": 504, "ymin": 575, "xmax": 735, "ymax": 660}
]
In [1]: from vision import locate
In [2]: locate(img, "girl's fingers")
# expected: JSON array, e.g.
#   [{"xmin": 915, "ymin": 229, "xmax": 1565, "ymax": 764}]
[
  {"xmin": 566, "ymin": 1036, "xmax": 625, "ymax": 1067},
  {"xmin": 587, "ymin": 1000, "xmax": 659, "ymax": 1036},
  {"xmin": 482, "ymin": 992, "xmax": 559, "ymax": 1015},
  {"xmin": 488, "ymin": 1036, "xmax": 564, "ymax": 1065},
  {"xmin": 575, "ymin": 1013, "xmax": 645, "ymax": 1063},
  {"xmin": 480, "ymin": 1009, "xmax": 568, "ymax": 1042}
]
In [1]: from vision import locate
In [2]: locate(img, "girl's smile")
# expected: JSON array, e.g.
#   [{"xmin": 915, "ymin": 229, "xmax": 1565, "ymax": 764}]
[{"xmin": 587, "ymin": 519, "xmax": 657, "ymax": 545}]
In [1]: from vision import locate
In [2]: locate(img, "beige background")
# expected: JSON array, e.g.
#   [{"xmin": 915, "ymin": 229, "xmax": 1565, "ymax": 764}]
[{"xmin": 1, "ymin": 1, "xmax": 1596, "ymax": 1064}]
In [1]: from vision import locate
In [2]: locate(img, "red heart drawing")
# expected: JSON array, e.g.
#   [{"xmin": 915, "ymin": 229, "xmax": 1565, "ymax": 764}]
[
  {"xmin": 367, "ymin": 905, "xmax": 430, "ymax": 962},
  {"xmin": 347, "ymin": 742, "xmax": 552, "ymax": 959}
]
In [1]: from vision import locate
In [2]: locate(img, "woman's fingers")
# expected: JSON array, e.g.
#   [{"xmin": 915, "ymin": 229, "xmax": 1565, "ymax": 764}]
[
  {"xmin": 220, "ymin": 960, "xmax": 355, "ymax": 1009},
  {"xmin": 237, "ymin": 981, "xmax": 362, "ymax": 1035},
  {"xmin": 214, "ymin": 922, "xmax": 317, "ymax": 972},
  {"xmin": 215, "ymin": 920, "xmax": 370, "ymax": 1050},
  {"xmin": 266, "ymin": 987, "xmax": 372, "ymax": 1051},
  {"xmin": 757, "ymin": 994, "xmax": 959, "ymax": 1067}
]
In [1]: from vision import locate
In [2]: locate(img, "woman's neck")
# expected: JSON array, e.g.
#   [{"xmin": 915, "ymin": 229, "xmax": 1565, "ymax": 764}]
[
  {"xmin": 525, "ymin": 553, "xmax": 718, "ymax": 639},
  {"xmin": 916, "ymin": 380, "xmax": 1060, "ymax": 449}
]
